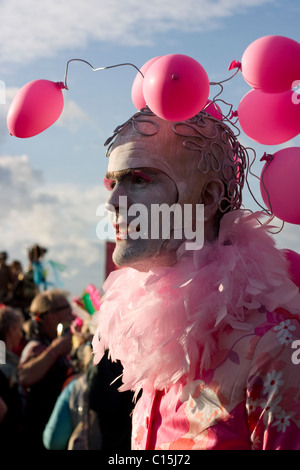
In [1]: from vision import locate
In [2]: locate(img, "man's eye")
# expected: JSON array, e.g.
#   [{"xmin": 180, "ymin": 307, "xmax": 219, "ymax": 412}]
[
  {"xmin": 130, "ymin": 172, "xmax": 152, "ymax": 185},
  {"xmin": 131, "ymin": 176, "xmax": 146, "ymax": 184},
  {"xmin": 103, "ymin": 177, "xmax": 115, "ymax": 191}
]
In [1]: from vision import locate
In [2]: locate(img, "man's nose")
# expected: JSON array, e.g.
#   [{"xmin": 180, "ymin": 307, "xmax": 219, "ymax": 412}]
[
  {"xmin": 106, "ymin": 182, "xmax": 129, "ymax": 211},
  {"xmin": 106, "ymin": 186, "xmax": 119, "ymax": 210}
]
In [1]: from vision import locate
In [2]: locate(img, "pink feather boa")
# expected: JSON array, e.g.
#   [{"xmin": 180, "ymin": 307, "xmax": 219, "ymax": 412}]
[{"xmin": 92, "ymin": 210, "xmax": 300, "ymax": 394}]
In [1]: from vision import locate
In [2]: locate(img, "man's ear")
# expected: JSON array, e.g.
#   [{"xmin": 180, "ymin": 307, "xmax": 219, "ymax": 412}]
[{"xmin": 201, "ymin": 178, "xmax": 225, "ymax": 221}]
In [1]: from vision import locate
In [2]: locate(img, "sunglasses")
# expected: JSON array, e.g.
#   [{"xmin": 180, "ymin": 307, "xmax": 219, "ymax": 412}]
[{"xmin": 32, "ymin": 304, "xmax": 72, "ymax": 322}]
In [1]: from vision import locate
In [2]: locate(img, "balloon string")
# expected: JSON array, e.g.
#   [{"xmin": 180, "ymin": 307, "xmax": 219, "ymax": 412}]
[
  {"xmin": 206, "ymin": 68, "xmax": 280, "ymax": 230},
  {"xmin": 243, "ymin": 151, "xmax": 284, "ymax": 235},
  {"xmin": 64, "ymin": 58, "xmax": 239, "ymax": 90},
  {"xmin": 206, "ymin": 68, "xmax": 241, "ymax": 135},
  {"xmin": 258, "ymin": 154, "xmax": 274, "ymax": 215},
  {"xmin": 208, "ymin": 68, "xmax": 240, "ymax": 103},
  {"xmin": 63, "ymin": 59, "xmax": 283, "ymax": 235},
  {"xmin": 209, "ymin": 67, "xmax": 240, "ymax": 87},
  {"xmin": 63, "ymin": 59, "xmax": 144, "ymax": 89},
  {"xmin": 244, "ymin": 148, "xmax": 272, "ymax": 214}
]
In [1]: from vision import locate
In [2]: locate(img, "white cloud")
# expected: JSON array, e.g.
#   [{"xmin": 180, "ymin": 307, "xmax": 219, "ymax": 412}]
[
  {"xmin": 275, "ymin": 221, "xmax": 300, "ymax": 253},
  {"xmin": 0, "ymin": 87, "xmax": 19, "ymax": 143},
  {"xmin": 0, "ymin": 0, "xmax": 274, "ymax": 65},
  {"xmin": 0, "ymin": 154, "xmax": 42, "ymax": 215},
  {"xmin": 0, "ymin": 154, "xmax": 109, "ymax": 295},
  {"xmin": 55, "ymin": 98, "xmax": 92, "ymax": 132}
]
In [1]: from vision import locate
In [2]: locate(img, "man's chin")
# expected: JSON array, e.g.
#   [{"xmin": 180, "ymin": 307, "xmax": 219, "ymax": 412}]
[
  {"xmin": 112, "ymin": 250, "xmax": 150, "ymax": 271},
  {"xmin": 112, "ymin": 239, "xmax": 181, "ymax": 271}
]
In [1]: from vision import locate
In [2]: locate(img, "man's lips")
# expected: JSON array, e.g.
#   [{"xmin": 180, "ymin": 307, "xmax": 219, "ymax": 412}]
[{"xmin": 112, "ymin": 221, "xmax": 140, "ymax": 239}]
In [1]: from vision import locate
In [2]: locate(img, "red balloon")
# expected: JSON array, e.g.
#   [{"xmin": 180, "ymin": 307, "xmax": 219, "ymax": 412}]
[
  {"xmin": 260, "ymin": 147, "xmax": 300, "ymax": 224},
  {"xmin": 282, "ymin": 249, "xmax": 300, "ymax": 289},
  {"xmin": 241, "ymin": 35, "xmax": 300, "ymax": 93},
  {"xmin": 131, "ymin": 56, "xmax": 161, "ymax": 110},
  {"xmin": 143, "ymin": 54, "xmax": 210, "ymax": 121},
  {"xmin": 238, "ymin": 89, "xmax": 300, "ymax": 145},
  {"xmin": 7, "ymin": 79, "xmax": 65, "ymax": 138}
]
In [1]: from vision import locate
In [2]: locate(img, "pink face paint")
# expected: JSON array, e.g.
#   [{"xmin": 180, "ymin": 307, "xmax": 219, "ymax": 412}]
[
  {"xmin": 104, "ymin": 170, "xmax": 152, "ymax": 191},
  {"xmin": 130, "ymin": 169, "xmax": 152, "ymax": 183},
  {"xmin": 103, "ymin": 177, "xmax": 115, "ymax": 191}
]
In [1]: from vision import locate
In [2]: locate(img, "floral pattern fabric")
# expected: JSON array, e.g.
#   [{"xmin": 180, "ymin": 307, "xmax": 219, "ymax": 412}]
[{"xmin": 132, "ymin": 309, "xmax": 300, "ymax": 450}]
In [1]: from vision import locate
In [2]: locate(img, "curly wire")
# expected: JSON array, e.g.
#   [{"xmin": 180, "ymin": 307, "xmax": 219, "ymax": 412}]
[
  {"xmin": 104, "ymin": 75, "xmax": 279, "ymax": 231},
  {"xmin": 204, "ymin": 80, "xmax": 282, "ymax": 231},
  {"xmin": 62, "ymin": 57, "xmax": 280, "ymax": 232},
  {"xmin": 104, "ymin": 108, "xmax": 159, "ymax": 157}
]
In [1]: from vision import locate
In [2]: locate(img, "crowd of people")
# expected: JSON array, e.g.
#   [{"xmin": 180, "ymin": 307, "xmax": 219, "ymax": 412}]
[
  {"xmin": 0, "ymin": 246, "xmax": 135, "ymax": 451},
  {"xmin": 0, "ymin": 249, "xmax": 38, "ymax": 320}
]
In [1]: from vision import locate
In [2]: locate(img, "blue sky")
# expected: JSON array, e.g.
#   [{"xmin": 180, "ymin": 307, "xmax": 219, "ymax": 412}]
[{"xmin": 0, "ymin": 0, "xmax": 300, "ymax": 296}]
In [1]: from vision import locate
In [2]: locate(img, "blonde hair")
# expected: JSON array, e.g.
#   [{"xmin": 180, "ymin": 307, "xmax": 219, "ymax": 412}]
[{"xmin": 30, "ymin": 289, "xmax": 70, "ymax": 316}]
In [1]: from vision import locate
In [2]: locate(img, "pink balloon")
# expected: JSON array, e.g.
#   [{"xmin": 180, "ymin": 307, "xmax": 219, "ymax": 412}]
[
  {"xmin": 282, "ymin": 249, "xmax": 300, "ymax": 289},
  {"xmin": 143, "ymin": 54, "xmax": 210, "ymax": 121},
  {"xmin": 260, "ymin": 147, "xmax": 300, "ymax": 224},
  {"xmin": 7, "ymin": 79, "xmax": 65, "ymax": 138},
  {"xmin": 203, "ymin": 99, "xmax": 222, "ymax": 120},
  {"xmin": 238, "ymin": 89, "xmax": 300, "ymax": 145},
  {"xmin": 241, "ymin": 35, "xmax": 300, "ymax": 93},
  {"xmin": 131, "ymin": 56, "xmax": 161, "ymax": 110}
]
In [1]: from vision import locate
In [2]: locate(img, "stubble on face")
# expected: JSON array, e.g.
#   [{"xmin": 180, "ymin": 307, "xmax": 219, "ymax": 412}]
[{"xmin": 105, "ymin": 167, "xmax": 181, "ymax": 271}]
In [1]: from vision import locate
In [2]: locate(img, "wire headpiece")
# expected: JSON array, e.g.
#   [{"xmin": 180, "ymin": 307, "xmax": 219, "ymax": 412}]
[{"xmin": 6, "ymin": 36, "xmax": 300, "ymax": 228}]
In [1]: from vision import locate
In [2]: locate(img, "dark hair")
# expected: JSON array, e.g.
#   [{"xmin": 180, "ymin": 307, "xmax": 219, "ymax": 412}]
[{"xmin": 0, "ymin": 306, "xmax": 23, "ymax": 341}]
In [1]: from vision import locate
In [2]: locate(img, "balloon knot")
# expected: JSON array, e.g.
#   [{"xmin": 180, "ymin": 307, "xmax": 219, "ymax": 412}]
[
  {"xmin": 171, "ymin": 74, "xmax": 178, "ymax": 80},
  {"xmin": 230, "ymin": 110, "xmax": 238, "ymax": 119},
  {"xmin": 57, "ymin": 81, "xmax": 68, "ymax": 90},
  {"xmin": 260, "ymin": 152, "xmax": 273, "ymax": 163},
  {"xmin": 228, "ymin": 60, "xmax": 241, "ymax": 71}
]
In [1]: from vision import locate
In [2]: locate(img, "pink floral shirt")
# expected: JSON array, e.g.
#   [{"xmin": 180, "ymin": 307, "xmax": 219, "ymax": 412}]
[{"xmin": 132, "ymin": 309, "xmax": 300, "ymax": 450}]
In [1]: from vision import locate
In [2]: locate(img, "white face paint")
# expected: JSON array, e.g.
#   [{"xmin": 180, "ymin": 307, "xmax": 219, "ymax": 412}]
[
  {"xmin": 103, "ymin": 111, "xmax": 233, "ymax": 268},
  {"xmin": 104, "ymin": 166, "xmax": 181, "ymax": 271}
]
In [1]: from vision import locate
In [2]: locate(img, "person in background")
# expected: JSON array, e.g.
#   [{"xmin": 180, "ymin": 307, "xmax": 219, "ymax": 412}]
[
  {"xmin": 10, "ymin": 260, "xmax": 23, "ymax": 286},
  {"xmin": 18, "ymin": 244, "xmax": 47, "ymax": 319},
  {"xmin": 8, "ymin": 260, "xmax": 26, "ymax": 312},
  {"xmin": 0, "ymin": 252, "xmax": 13, "ymax": 304},
  {"xmin": 42, "ymin": 343, "xmax": 102, "ymax": 450},
  {"xmin": 19, "ymin": 289, "xmax": 74, "ymax": 450},
  {"xmin": 0, "ymin": 305, "xmax": 24, "ymax": 448}
]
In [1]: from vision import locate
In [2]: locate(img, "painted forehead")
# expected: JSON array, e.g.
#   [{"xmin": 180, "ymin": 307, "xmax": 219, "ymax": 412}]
[
  {"xmin": 105, "ymin": 108, "xmax": 236, "ymax": 167},
  {"xmin": 104, "ymin": 108, "xmax": 246, "ymax": 210},
  {"xmin": 106, "ymin": 117, "xmax": 183, "ymax": 181},
  {"xmin": 105, "ymin": 109, "xmax": 224, "ymax": 178},
  {"xmin": 105, "ymin": 168, "xmax": 166, "ymax": 179}
]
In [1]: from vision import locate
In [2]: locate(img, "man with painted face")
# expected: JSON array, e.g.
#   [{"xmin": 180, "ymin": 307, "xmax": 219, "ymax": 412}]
[{"xmin": 93, "ymin": 107, "xmax": 300, "ymax": 450}]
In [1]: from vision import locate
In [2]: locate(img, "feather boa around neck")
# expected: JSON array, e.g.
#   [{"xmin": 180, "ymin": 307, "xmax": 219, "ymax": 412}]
[{"xmin": 92, "ymin": 210, "xmax": 300, "ymax": 394}]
